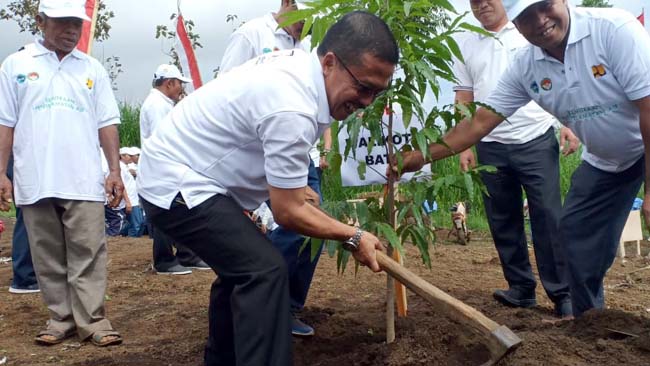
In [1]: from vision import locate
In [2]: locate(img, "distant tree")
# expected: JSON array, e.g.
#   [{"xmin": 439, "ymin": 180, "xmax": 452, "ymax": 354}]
[
  {"xmin": 155, "ymin": 13, "xmax": 203, "ymax": 74},
  {"xmin": 579, "ymin": 0, "xmax": 612, "ymax": 7},
  {"xmin": 0, "ymin": 0, "xmax": 114, "ymax": 40},
  {"xmin": 0, "ymin": 0, "xmax": 122, "ymax": 90}
]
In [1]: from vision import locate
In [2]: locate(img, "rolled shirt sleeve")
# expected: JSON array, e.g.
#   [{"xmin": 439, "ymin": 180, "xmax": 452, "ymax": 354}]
[
  {"xmin": 259, "ymin": 111, "xmax": 316, "ymax": 190},
  {"xmin": 484, "ymin": 59, "xmax": 533, "ymax": 119},
  {"xmin": 92, "ymin": 62, "xmax": 120, "ymax": 129},
  {"xmin": 606, "ymin": 18, "xmax": 650, "ymax": 101},
  {"xmin": 0, "ymin": 59, "xmax": 19, "ymax": 128}
]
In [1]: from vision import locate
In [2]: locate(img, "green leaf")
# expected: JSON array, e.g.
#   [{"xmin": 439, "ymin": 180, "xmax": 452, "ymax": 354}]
[
  {"xmin": 357, "ymin": 161, "xmax": 367, "ymax": 180},
  {"xmin": 311, "ymin": 238, "xmax": 323, "ymax": 262},
  {"xmin": 403, "ymin": 1, "xmax": 413, "ymax": 17},
  {"xmin": 463, "ymin": 173, "xmax": 474, "ymax": 201},
  {"xmin": 376, "ymin": 222, "xmax": 403, "ymax": 255}
]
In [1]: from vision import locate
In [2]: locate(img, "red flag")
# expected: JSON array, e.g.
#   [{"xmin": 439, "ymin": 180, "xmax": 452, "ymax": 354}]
[
  {"xmin": 638, "ymin": 9, "xmax": 644, "ymax": 26},
  {"xmin": 77, "ymin": 0, "xmax": 99, "ymax": 54},
  {"xmin": 176, "ymin": 13, "xmax": 203, "ymax": 91}
]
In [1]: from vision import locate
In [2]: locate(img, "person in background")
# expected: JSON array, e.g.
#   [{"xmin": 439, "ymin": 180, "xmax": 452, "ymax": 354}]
[
  {"xmin": 7, "ymin": 155, "xmax": 39, "ymax": 294},
  {"xmin": 453, "ymin": 0, "xmax": 577, "ymax": 318},
  {"xmin": 140, "ymin": 64, "xmax": 209, "ymax": 274}
]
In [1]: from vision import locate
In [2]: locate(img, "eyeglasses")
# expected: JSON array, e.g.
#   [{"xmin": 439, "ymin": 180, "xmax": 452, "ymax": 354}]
[{"xmin": 333, "ymin": 53, "xmax": 388, "ymax": 99}]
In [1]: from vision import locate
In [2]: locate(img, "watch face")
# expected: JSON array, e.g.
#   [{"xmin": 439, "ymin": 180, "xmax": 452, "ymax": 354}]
[{"xmin": 342, "ymin": 240, "xmax": 357, "ymax": 252}]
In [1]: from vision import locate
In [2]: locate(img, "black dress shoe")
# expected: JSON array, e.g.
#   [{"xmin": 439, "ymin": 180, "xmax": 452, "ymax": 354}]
[{"xmin": 493, "ymin": 288, "xmax": 537, "ymax": 308}]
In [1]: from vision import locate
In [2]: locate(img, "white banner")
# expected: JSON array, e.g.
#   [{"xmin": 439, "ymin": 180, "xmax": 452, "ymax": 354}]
[{"xmin": 339, "ymin": 106, "xmax": 431, "ymax": 187}]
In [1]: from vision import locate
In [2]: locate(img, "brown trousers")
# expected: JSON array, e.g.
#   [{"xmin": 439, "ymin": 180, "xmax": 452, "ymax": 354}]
[{"xmin": 22, "ymin": 198, "xmax": 114, "ymax": 340}]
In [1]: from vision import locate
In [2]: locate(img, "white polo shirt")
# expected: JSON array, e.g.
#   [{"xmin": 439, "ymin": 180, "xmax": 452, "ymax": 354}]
[
  {"xmin": 139, "ymin": 88, "xmax": 173, "ymax": 143},
  {"xmin": 486, "ymin": 7, "xmax": 650, "ymax": 172},
  {"xmin": 0, "ymin": 40, "xmax": 120, "ymax": 205},
  {"xmin": 219, "ymin": 13, "xmax": 320, "ymax": 167},
  {"xmin": 137, "ymin": 49, "xmax": 331, "ymax": 210},
  {"xmin": 219, "ymin": 13, "xmax": 302, "ymax": 73},
  {"xmin": 453, "ymin": 22, "xmax": 555, "ymax": 144}
]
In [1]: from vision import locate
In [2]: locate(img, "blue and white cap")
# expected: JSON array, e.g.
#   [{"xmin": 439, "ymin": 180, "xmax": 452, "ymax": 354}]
[{"xmin": 502, "ymin": 0, "xmax": 546, "ymax": 21}]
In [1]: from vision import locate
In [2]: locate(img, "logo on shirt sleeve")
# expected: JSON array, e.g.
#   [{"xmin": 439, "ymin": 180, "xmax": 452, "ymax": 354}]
[
  {"xmin": 16, "ymin": 74, "xmax": 26, "ymax": 84},
  {"xmin": 86, "ymin": 78, "xmax": 94, "ymax": 90},
  {"xmin": 591, "ymin": 64, "xmax": 606, "ymax": 79},
  {"xmin": 541, "ymin": 78, "xmax": 552, "ymax": 91},
  {"xmin": 27, "ymin": 72, "xmax": 39, "ymax": 81},
  {"xmin": 530, "ymin": 81, "xmax": 540, "ymax": 94}
]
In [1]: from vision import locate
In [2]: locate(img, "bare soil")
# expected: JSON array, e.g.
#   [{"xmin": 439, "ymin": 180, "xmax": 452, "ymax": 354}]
[{"xmin": 1, "ymin": 219, "xmax": 650, "ymax": 366}]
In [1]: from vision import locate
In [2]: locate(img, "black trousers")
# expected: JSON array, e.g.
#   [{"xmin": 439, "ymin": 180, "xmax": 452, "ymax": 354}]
[
  {"xmin": 476, "ymin": 128, "xmax": 570, "ymax": 303},
  {"xmin": 560, "ymin": 157, "xmax": 643, "ymax": 316},
  {"xmin": 152, "ymin": 225, "xmax": 201, "ymax": 270},
  {"xmin": 142, "ymin": 194, "xmax": 291, "ymax": 366}
]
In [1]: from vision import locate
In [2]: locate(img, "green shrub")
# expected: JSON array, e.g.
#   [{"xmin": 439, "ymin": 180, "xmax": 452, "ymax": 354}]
[{"xmin": 119, "ymin": 103, "xmax": 141, "ymax": 147}]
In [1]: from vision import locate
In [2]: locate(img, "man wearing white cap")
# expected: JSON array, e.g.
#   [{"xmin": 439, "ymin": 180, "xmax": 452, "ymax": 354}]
[
  {"xmin": 395, "ymin": 0, "xmax": 650, "ymax": 318},
  {"xmin": 452, "ymin": 0, "xmax": 577, "ymax": 318},
  {"xmin": 139, "ymin": 63, "xmax": 191, "ymax": 143},
  {"xmin": 219, "ymin": 0, "xmax": 332, "ymax": 337},
  {"xmin": 0, "ymin": 0, "xmax": 123, "ymax": 346},
  {"xmin": 140, "ymin": 64, "xmax": 208, "ymax": 274}
]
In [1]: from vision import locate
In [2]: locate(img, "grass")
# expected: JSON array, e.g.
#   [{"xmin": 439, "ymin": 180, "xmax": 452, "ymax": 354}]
[{"xmin": 119, "ymin": 103, "xmax": 141, "ymax": 147}]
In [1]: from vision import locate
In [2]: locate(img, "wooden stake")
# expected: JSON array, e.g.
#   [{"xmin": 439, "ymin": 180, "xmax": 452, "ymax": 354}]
[{"xmin": 392, "ymin": 249, "xmax": 408, "ymax": 317}]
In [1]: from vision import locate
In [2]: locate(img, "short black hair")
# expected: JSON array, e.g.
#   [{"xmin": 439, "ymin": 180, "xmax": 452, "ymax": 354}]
[
  {"xmin": 153, "ymin": 77, "xmax": 165, "ymax": 87},
  {"xmin": 317, "ymin": 11, "xmax": 398, "ymax": 67}
]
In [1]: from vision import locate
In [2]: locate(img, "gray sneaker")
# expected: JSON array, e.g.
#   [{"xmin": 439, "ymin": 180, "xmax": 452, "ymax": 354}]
[
  {"xmin": 9, "ymin": 283, "xmax": 40, "ymax": 294},
  {"xmin": 182, "ymin": 260, "xmax": 211, "ymax": 271},
  {"xmin": 155, "ymin": 264, "xmax": 192, "ymax": 275}
]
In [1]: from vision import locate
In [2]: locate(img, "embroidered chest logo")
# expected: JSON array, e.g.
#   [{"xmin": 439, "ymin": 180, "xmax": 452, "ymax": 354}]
[
  {"xmin": 541, "ymin": 78, "xmax": 552, "ymax": 91},
  {"xmin": 86, "ymin": 78, "xmax": 94, "ymax": 90},
  {"xmin": 262, "ymin": 47, "xmax": 280, "ymax": 54},
  {"xmin": 530, "ymin": 81, "xmax": 540, "ymax": 94},
  {"xmin": 27, "ymin": 72, "xmax": 39, "ymax": 81},
  {"xmin": 591, "ymin": 64, "xmax": 606, "ymax": 79},
  {"xmin": 16, "ymin": 74, "xmax": 26, "ymax": 84}
]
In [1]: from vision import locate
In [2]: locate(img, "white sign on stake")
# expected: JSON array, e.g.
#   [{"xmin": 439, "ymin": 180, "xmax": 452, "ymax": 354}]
[{"xmin": 339, "ymin": 105, "xmax": 431, "ymax": 187}]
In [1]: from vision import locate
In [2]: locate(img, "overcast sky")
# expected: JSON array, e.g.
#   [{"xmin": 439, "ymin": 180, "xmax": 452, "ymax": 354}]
[{"xmin": 0, "ymin": 0, "xmax": 647, "ymax": 105}]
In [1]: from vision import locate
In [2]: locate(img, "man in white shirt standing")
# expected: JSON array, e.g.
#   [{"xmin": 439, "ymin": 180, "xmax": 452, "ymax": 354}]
[
  {"xmin": 453, "ymin": 0, "xmax": 578, "ymax": 318},
  {"xmin": 0, "ymin": 0, "xmax": 123, "ymax": 346},
  {"xmin": 395, "ymin": 0, "xmax": 650, "ymax": 318},
  {"xmin": 138, "ymin": 11, "xmax": 396, "ymax": 365},
  {"xmin": 140, "ymin": 64, "xmax": 209, "ymax": 274},
  {"xmin": 219, "ymin": 0, "xmax": 332, "ymax": 337}
]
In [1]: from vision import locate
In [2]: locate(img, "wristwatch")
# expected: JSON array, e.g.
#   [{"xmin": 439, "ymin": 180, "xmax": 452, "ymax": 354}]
[{"xmin": 342, "ymin": 227, "xmax": 363, "ymax": 252}]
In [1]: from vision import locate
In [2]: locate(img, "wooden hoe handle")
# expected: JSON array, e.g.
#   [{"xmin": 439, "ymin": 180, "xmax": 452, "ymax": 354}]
[{"xmin": 375, "ymin": 250, "xmax": 521, "ymax": 364}]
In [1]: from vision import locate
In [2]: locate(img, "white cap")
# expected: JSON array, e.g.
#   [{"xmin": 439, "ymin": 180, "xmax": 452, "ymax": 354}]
[
  {"xmin": 38, "ymin": 0, "xmax": 91, "ymax": 21},
  {"xmin": 295, "ymin": 1, "xmax": 309, "ymax": 10},
  {"xmin": 153, "ymin": 64, "xmax": 192, "ymax": 83},
  {"xmin": 129, "ymin": 147, "xmax": 141, "ymax": 155},
  {"xmin": 119, "ymin": 147, "xmax": 129, "ymax": 155},
  {"xmin": 502, "ymin": 0, "xmax": 545, "ymax": 21}
]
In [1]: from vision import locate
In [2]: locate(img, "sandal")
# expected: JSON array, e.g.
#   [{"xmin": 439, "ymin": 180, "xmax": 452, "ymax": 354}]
[
  {"xmin": 91, "ymin": 330, "xmax": 123, "ymax": 347},
  {"xmin": 34, "ymin": 328, "xmax": 76, "ymax": 346}
]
